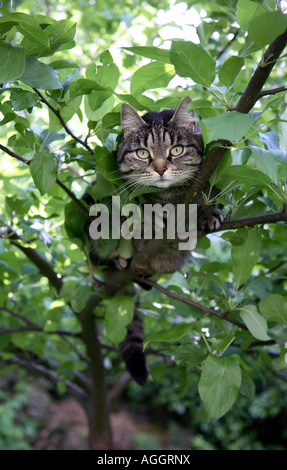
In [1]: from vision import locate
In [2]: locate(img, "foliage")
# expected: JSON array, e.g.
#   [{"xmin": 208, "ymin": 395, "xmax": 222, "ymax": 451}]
[
  {"xmin": 0, "ymin": 0, "xmax": 287, "ymax": 448},
  {"xmin": 0, "ymin": 370, "xmax": 42, "ymax": 450}
]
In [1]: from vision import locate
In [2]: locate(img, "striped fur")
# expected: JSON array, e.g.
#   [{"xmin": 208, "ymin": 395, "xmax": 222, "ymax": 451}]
[
  {"xmin": 86, "ymin": 97, "xmax": 223, "ymax": 385},
  {"xmin": 119, "ymin": 308, "xmax": 147, "ymax": 386},
  {"xmin": 116, "ymin": 97, "xmax": 204, "ymax": 385}
]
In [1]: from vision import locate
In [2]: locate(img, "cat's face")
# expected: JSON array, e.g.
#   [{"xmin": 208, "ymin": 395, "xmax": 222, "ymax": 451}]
[{"xmin": 117, "ymin": 97, "xmax": 203, "ymax": 189}]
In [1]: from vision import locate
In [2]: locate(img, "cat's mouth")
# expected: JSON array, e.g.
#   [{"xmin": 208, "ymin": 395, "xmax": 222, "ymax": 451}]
[
  {"xmin": 150, "ymin": 173, "xmax": 188, "ymax": 188},
  {"xmin": 150, "ymin": 178, "xmax": 174, "ymax": 188}
]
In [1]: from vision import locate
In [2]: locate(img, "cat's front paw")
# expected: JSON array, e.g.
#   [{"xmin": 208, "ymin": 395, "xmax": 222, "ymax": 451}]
[
  {"xmin": 198, "ymin": 206, "xmax": 224, "ymax": 232},
  {"xmin": 115, "ymin": 256, "xmax": 129, "ymax": 270}
]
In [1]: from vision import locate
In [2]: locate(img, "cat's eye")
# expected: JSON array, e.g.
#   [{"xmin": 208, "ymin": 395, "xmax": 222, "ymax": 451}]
[
  {"xmin": 136, "ymin": 148, "xmax": 150, "ymax": 159},
  {"xmin": 170, "ymin": 145, "xmax": 183, "ymax": 156}
]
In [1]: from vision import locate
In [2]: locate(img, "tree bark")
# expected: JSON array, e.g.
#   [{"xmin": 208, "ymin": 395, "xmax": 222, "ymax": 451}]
[{"xmin": 78, "ymin": 294, "xmax": 114, "ymax": 450}]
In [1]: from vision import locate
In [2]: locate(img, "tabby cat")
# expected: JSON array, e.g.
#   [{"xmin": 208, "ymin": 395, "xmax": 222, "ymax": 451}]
[{"xmin": 88, "ymin": 97, "xmax": 223, "ymax": 385}]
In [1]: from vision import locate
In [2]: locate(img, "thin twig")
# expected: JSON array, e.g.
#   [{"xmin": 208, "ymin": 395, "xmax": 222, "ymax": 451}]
[
  {"xmin": 0, "ymin": 143, "xmax": 89, "ymax": 217},
  {"xmin": 0, "ymin": 325, "xmax": 80, "ymax": 337},
  {"xmin": 216, "ymin": 30, "xmax": 240, "ymax": 60},
  {"xmin": 9, "ymin": 237, "xmax": 63, "ymax": 292},
  {"xmin": 0, "ymin": 306, "xmax": 35, "ymax": 326},
  {"xmin": 2, "ymin": 355, "xmax": 87, "ymax": 403},
  {"xmin": 55, "ymin": 177, "xmax": 89, "ymax": 216},
  {"xmin": 203, "ymin": 210, "xmax": 287, "ymax": 235},
  {"xmin": 139, "ymin": 278, "xmax": 246, "ymax": 329},
  {"xmin": 33, "ymin": 88, "xmax": 95, "ymax": 155},
  {"xmin": 259, "ymin": 85, "xmax": 287, "ymax": 97}
]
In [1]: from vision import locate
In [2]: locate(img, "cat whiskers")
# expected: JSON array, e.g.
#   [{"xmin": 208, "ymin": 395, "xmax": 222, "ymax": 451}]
[{"xmin": 115, "ymin": 176, "xmax": 146, "ymax": 198}]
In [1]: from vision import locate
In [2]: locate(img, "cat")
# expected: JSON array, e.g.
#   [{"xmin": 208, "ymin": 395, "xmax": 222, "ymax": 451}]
[
  {"xmin": 117, "ymin": 96, "xmax": 223, "ymax": 275},
  {"xmin": 86, "ymin": 96, "xmax": 223, "ymax": 385}
]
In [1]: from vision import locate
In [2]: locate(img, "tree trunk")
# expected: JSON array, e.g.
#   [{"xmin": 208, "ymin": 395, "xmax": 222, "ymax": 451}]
[{"xmin": 79, "ymin": 294, "xmax": 113, "ymax": 450}]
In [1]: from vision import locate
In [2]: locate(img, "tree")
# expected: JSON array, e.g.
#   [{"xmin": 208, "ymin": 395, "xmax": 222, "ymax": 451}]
[{"xmin": 0, "ymin": 0, "xmax": 286, "ymax": 450}]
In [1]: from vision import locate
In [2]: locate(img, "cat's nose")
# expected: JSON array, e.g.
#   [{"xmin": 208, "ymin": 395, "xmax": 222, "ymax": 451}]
[{"xmin": 155, "ymin": 167, "xmax": 167, "ymax": 176}]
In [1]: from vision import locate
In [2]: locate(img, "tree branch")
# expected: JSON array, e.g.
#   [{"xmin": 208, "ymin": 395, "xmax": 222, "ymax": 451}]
[
  {"xmin": 139, "ymin": 279, "xmax": 284, "ymax": 348},
  {"xmin": 0, "ymin": 306, "xmax": 35, "ymax": 326},
  {"xmin": 140, "ymin": 278, "xmax": 246, "ymax": 330},
  {"xmin": 216, "ymin": 29, "xmax": 240, "ymax": 60},
  {"xmin": 33, "ymin": 88, "xmax": 95, "ymax": 155},
  {"xmin": 2, "ymin": 356, "xmax": 87, "ymax": 403},
  {"xmin": 236, "ymin": 29, "xmax": 287, "ymax": 113},
  {"xmin": 8, "ymin": 236, "xmax": 63, "ymax": 292},
  {"xmin": 0, "ymin": 325, "xmax": 79, "ymax": 337},
  {"xmin": 55, "ymin": 177, "xmax": 89, "ymax": 217},
  {"xmin": 108, "ymin": 371, "xmax": 132, "ymax": 408},
  {"xmin": 0, "ymin": 143, "xmax": 89, "ymax": 217},
  {"xmin": 187, "ymin": 28, "xmax": 287, "ymax": 204},
  {"xmin": 203, "ymin": 210, "xmax": 287, "ymax": 235},
  {"xmin": 258, "ymin": 85, "xmax": 287, "ymax": 98}
]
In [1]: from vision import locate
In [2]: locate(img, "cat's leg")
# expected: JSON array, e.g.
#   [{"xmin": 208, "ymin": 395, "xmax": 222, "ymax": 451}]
[{"xmin": 197, "ymin": 204, "xmax": 224, "ymax": 231}]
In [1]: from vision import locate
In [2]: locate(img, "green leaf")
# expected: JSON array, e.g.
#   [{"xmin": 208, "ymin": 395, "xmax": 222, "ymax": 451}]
[
  {"xmin": 69, "ymin": 79, "xmax": 109, "ymax": 99},
  {"xmin": 60, "ymin": 278, "xmax": 78, "ymax": 303},
  {"xmin": 248, "ymin": 11, "xmax": 287, "ymax": 47},
  {"xmin": 115, "ymin": 93, "xmax": 154, "ymax": 111},
  {"xmin": 144, "ymin": 323, "xmax": 192, "ymax": 349},
  {"xmin": 1, "ymin": 10, "xmax": 50, "ymax": 48},
  {"xmin": 104, "ymin": 296, "xmax": 134, "ymax": 345},
  {"xmin": 45, "ymin": 19, "xmax": 76, "ymax": 52},
  {"xmin": 219, "ymin": 56, "xmax": 244, "ymax": 87},
  {"xmin": 86, "ymin": 90, "xmax": 113, "ymax": 118},
  {"xmin": 71, "ymin": 285, "xmax": 91, "ymax": 313},
  {"xmin": 118, "ymin": 238, "xmax": 134, "ymax": 259},
  {"xmin": 200, "ymin": 112, "xmax": 253, "ymax": 143},
  {"xmin": 239, "ymin": 305, "xmax": 270, "ymax": 341},
  {"xmin": 221, "ymin": 165, "xmax": 272, "ymax": 188},
  {"xmin": 259, "ymin": 294, "xmax": 287, "ymax": 325},
  {"xmin": 0, "ymin": 41, "xmax": 25, "ymax": 83},
  {"xmin": 130, "ymin": 61, "xmax": 175, "ymax": 96},
  {"xmin": 102, "ymin": 112, "xmax": 121, "ymax": 129},
  {"xmin": 250, "ymin": 146, "xmax": 279, "ymax": 182},
  {"xmin": 236, "ymin": 0, "xmax": 265, "ymax": 30},
  {"xmin": 175, "ymin": 344, "xmax": 207, "ymax": 366},
  {"xmin": 6, "ymin": 195, "xmax": 33, "ymax": 216},
  {"xmin": 87, "ymin": 62, "xmax": 120, "ymax": 91},
  {"xmin": 170, "ymin": 41, "xmax": 215, "ymax": 87},
  {"xmin": 29, "ymin": 152, "xmax": 57, "ymax": 195},
  {"xmin": 231, "ymin": 230, "xmax": 261, "ymax": 288},
  {"xmin": 150, "ymin": 362, "xmax": 167, "ymax": 383},
  {"xmin": 20, "ymin": 56, "xmax": 62, "ymax": 90},
  {"xmin": 100, "ymin": 50, "xmax": 114, "ymax": 65},
  {"xmin": 48, "ymin": 59, "xmax": 79, "ymax": 70},
  {"xmin": 198, "ymin": 355, "xmax": 241, "ymax": 421},
  {"xmin": 56, "ymin": 361, "xmax": 75, "ymax": 380},
  {"xmin": 64, "ymin": 200, "xmax": 87, "ymax": 244},
  {"xmin": 240, "ymin": 370, "xmax": 256, "ymax": 398},
  {"xmin": 123, "ymin": 46, "xmax": 171, "ymax": 63},
  {"xmin": 0, "ymin": 17, "xmax": 17, "ymax": 34},
  {"xmin": 10, "ymin": 89, "xmax": 38, "ymax": 111}
]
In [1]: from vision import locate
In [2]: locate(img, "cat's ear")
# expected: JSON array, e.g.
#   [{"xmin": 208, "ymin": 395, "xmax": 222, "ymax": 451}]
[
  {"xmin": 170, "ymin": 96, "xmax": 195, "ymax": 129},
  {"xmin": 121, "ymin": 104, "xmax": 146, "ymax": 137}
]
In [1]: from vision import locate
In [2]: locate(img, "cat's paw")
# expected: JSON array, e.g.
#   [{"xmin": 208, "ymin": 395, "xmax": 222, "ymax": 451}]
[
  {"xmin": 198, "ymin": 207, "xmax": 224, "ymax": 232},
  {"xmin": 115, "ymin": 256, "xmax": 129, "ymax": 270}
]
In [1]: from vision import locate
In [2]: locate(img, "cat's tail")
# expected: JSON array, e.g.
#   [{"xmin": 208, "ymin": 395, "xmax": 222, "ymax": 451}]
[{"xmin": 120, "ymin": 308, "xmax": 148, "ymax": 386}]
